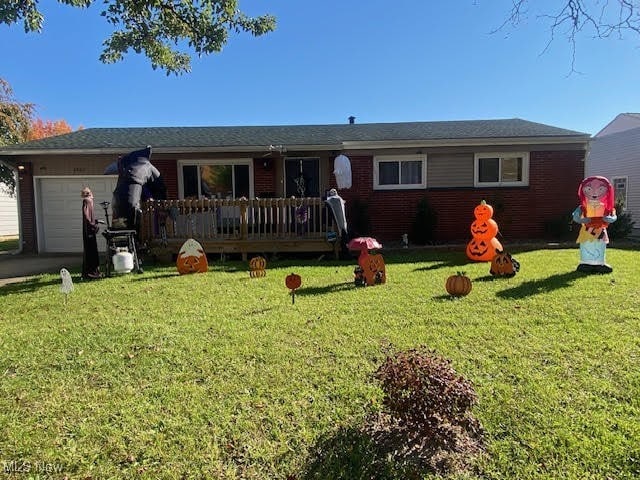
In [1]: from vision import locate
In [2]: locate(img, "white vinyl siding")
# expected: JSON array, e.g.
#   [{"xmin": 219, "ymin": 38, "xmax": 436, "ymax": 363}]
[
  {"xmin": 0, "ymin": 184, "xmax": 18, "ymax": 236},
  {"xmin": 587, "ymin": 127, "xmax": 640, "ymax": 228}
]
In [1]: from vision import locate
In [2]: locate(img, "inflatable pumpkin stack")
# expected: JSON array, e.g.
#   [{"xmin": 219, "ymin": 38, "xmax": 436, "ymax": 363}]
[{"xmin": 466, "ymin": 200, "xmax": 502, "ymax": 262}]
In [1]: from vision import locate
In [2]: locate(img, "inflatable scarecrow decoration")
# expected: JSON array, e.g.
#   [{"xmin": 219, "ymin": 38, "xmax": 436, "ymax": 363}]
[{"xmin": 572, "ymin": 176, "xmax": 617, "ymax": 274}]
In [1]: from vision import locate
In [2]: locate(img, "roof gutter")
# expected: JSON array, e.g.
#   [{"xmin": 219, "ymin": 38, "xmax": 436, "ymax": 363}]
[{"xmin": 0, "ymin": 135, "xmax": 591, "ymax": 156}]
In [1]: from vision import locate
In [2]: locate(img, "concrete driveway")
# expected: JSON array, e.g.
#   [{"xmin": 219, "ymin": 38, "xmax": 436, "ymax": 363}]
[{"xmin": 0, "ymin": 253, "xmax": 83, "ymax": 287}]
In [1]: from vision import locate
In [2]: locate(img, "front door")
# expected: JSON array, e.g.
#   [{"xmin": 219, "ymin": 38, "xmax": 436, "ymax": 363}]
[{"xmin": 285, "ymin": 158, "xmax": 320, "ymax": 197}]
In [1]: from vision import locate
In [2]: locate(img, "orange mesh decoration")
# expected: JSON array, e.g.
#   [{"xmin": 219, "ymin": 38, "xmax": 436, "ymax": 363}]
[
  {"xmin": 249, "ymin": 256, "xmax": 267, "ymax": 278},
  {"xmin": 466, "ymin": 200, "xmax": 502, "ymax": 261}
]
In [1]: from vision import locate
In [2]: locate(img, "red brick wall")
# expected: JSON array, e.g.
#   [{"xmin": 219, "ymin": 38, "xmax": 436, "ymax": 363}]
[
  {"xmin": 152, "ymin": 158, "xmax": 179, "ymax": 199},
  {"xmin": 327, "ymin": 151, "xmax": 585, "ymax": 243},
  {"xmin": 17, "ymin": 162, "xmax": 36, "ymax": 252},
  {"xmin": 253, "ymin": 158, "xmax": 276, "ymax": 196}
]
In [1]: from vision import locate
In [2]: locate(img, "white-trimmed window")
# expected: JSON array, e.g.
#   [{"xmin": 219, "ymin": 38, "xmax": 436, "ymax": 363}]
[
  {"xmin": 474, "ymin": 152, "xmax": 529, "ymax": 187},
  {"xmin": 374, "ymin": 154, "xmax": 426, "ymax": 190},
  {"xmin": 178, "ymin": 159, "xmax": 253, "ymax": 199},
  {"xmin": 613, "ymin": 176, "xmax": 628, "ymax": 209}
]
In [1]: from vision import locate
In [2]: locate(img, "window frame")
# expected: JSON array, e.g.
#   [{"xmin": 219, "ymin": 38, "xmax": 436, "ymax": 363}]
[
  {"xmin": 474, "ymin": 152, "xmax": 529, "ymax": 187},
  {"xmin": 612, "ymin": 176, "xmax": 628, "ymax": 210},
  {"xmin": 177, "ymin": 158, "xmax": 254, "ymax": 199},
  {"xmin": 373, "ymin": 154, "xmax": 427, "ymax": 190}
]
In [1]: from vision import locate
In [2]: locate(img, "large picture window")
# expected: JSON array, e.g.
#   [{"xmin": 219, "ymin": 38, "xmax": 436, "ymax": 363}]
[
  {"xmin": 474, "ymin": 153, "xmax": 529, "ymax": 187},
  {"xmin": 179, "ymin": 160, "xmax": 252, "ymax": 199},
  {"xmin": 374, "ymin": 154, "xmax": 426, "ymax": 190}
]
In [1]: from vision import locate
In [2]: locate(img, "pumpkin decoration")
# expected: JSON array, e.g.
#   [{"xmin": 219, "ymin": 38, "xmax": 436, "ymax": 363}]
[
  {"xmin": 249, "ymin": 256, "xmax": 267, "ymax": 278},
  {"xmin": 470, "ymin": 218, "xmax": 499, "ymax": 241},
  {"xmin": 473, "ymin": 201, "xmax": 494, "ymax": 221},
  {"xmin": 445, "ymin": 272, "xmax": 472, "ymax": 297},
  {"xmin": 490, "ymin": 250, "xmax": 520, "ymax": 277},
  {"xmin": 285, "ymin": 273, "xmax": 302, "ymax": 304},
  {"xmin": 358, "ymin": 251, "xmax": 386, "ymax": 286},
  {"xmin": 466, "ymin": 200, "xmax": 502, "ymax": 261},
  {"xmin": 176, "ymin": 238, "xmax": 208, "ymax": 275}
]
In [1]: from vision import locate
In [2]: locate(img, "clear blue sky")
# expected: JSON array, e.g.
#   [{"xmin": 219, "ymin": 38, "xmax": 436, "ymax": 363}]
[{"xmin": 2, "ymin": 1, "xmax": 639, "ymax": 135}]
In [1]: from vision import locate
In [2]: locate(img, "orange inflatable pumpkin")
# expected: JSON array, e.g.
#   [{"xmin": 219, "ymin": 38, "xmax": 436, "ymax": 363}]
[
  {"xmin": 473, "ymin": 202, "xmax": 494, "ymax": 221},
  {"xmin": 470, "ymin": 218, "xmax": 499, "ymax": 241},
  {"xmin": 466, "ymin": 237, "xmax": 502, "ymax": 262},
  {"xmin": 466, "ymin": 200, "xmax": 502, "ymax": 262},
  {"xmin": 176, "ymin": 238, "xmax": 208, "ymax": 275}
]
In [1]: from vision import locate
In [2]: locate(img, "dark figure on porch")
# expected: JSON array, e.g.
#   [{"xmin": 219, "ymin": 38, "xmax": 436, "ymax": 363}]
[
  {"xmin": 111, "ymin": 146, "xmax": 167, "ymax": 231},
  {"xmin": 81, "ymin": 187, "xmax": 102, "ymax": 280}
]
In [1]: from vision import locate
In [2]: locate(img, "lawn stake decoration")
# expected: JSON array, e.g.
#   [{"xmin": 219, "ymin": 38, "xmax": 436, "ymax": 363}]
[
  {"xmin": 572, "ymin": 176, "xmax": 617, "ymax": 274},
  {"xmin": 466, "ymin": 200, "xmax": 503, "ymax": 262},
  {"xmin": 249, "ymin": 256, "xmax": 267, "ymax": 278},
  {"xmin": 445, "ymin": 272, "xmax": 472, "ymax": 297},
  {"xmin": 60, "ymin": 268, "xmax": 74, "ymax": 304},
  {"xmin": 347, "ymin": 237, "xmax": 386, "ymax": 286},
  {"xmin": 176, "ymin": 238, "xmax": 208, "ymax": 275},
  {"xmin": 490, "ymin": 250, "xmax": 520, "ymax": 277},
  {"xmin": 285, "ymin": 273, "xmax": 302, "ymax": 304}
]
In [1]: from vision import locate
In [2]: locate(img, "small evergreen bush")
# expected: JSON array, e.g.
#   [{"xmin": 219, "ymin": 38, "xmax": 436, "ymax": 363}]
[
  {"xmin": 411, "ymin": 197, "xmax": 437, "ymax": 245},
  {"xmin": 608, "ymin": 200, "xmax": 636, "ymax": 240}
]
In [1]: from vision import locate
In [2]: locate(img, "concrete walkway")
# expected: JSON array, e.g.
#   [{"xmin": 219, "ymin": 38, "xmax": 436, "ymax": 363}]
[{"xmin": 0, "ymin": 252, "xmax": 83, "ymax": 287}]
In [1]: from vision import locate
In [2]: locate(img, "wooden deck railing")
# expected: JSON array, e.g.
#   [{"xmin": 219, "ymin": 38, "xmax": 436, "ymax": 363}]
[{"xmin": 140, "ymin": 197, "xmax": 340, "ymax": 258}]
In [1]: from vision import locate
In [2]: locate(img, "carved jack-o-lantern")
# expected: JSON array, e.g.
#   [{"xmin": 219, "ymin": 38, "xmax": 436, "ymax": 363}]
[
  {"xmin": 470, "ymin": 218, "xmax": 499, "ymax": 241},
  {"xmin": 358, "ymin": 251, "xmax": 386, "ymax": 286},
  {"xmin": 249, "ymin": 256, "xmax": 267, "ymax": 278},
  {"xmin": 466, "ymin": 237, "xmax": 503, "ymax": 262},
  {"xmin": 473, "ymin": 201, "xmax": 494, "ymax": 221},
  {"xmin": 490, "ymin": 250, "xmax": 520, "ymax": 277},
  {"xmin": 176, "ymin": 238, "xmax": 208, "ymax": 275},
  {"xmin": 467, "ymin": 200, "xmax": 502, "ymax": 262}
]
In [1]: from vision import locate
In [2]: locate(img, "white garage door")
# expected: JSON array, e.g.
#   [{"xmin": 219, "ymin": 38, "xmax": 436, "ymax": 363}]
[{"xmin": 36, "ymin": 176, "xmax": 118, "ymax": 253}]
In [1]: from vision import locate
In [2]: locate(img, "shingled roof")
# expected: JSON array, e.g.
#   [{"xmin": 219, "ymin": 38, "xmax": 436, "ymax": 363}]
[{"xmin": 0, "ymin": 118, "xmax": 589, "ymax": 154}]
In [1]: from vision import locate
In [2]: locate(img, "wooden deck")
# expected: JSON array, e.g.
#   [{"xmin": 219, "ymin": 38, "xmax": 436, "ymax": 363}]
[{"xmin": 139, "ymin": 198, "xmax": 340, "ymax": 259}]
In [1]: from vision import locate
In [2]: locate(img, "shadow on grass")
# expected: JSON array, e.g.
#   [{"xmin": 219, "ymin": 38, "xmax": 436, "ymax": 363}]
[
  {"xmin": 300, "ymin": 426, "xmax": 402, "ymax": 480},
  {"xmin": 0, "ymin": 277, "xmax": 62, "ymax": 294},
  {"xmin": 296, "ymin": 282, "xmax": 355, "ymax": 296},
  {"xmin": 496, "ymin": 270, "xmax": 585, "ymax": 299}
]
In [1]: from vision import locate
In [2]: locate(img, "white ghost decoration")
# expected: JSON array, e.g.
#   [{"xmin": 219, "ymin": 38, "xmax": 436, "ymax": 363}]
[{"xmin": 60, "ymin": 268, "xmax": 74, "ymax": 303}]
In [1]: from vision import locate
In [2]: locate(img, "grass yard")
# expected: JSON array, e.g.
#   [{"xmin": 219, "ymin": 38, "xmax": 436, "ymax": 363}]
[
  {"xmin": 0, "ymin": 236, "xmax": 19, "ymax": 252},
  {"xmin": 0, "ymin": 247, "xmax": 639, "ymax": 479}
]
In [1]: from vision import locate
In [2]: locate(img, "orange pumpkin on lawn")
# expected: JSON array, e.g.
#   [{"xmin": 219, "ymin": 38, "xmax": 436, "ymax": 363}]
[{"xmin": 446, "ymin": 272, "xmax": 472, "ymax": 297}]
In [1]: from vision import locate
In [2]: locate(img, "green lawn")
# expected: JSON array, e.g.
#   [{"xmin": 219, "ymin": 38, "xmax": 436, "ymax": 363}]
[
  {"xmin": 0, "ymin": 236, "xmax": 19, "ymax": 252},
  {"xmin": 0, "ymin": 247, "xmax": 639, "ymax": 479}
]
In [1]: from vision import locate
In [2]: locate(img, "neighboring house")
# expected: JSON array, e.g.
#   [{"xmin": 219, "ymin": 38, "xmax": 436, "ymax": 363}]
[
  {"xmin": 587, "ymin": 114, "xmax": 640, "ymax": 232},
  {"xmin": 0, "ymin": 118, "xmax": 589, "ymax": 254},
  {"xmin": 0, "ymin": 180, "xmax": 19, "ymax": 237},
  {"xmin": 594, "ymin": 113, "xmax": 640, "ymax": 138}
]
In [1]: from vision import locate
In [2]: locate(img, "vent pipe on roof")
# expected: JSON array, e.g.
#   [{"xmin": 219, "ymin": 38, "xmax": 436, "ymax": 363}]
[{"xmin": 348, "ymin": 116, "xmax": 355, "ymax": 124}]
